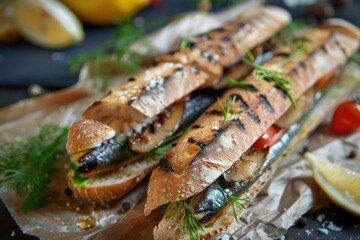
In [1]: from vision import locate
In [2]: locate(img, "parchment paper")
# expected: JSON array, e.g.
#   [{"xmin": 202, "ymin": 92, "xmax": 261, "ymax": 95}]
[{"xmin": 1, "ymin": 1, "xmax": 359, "ymax": 239}]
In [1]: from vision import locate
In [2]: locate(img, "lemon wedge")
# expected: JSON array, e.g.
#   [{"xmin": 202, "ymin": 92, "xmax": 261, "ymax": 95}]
[
  {"xmin": 306, "ymin": 152, "xmax": 360, "ymax": 216},
  {"xmin": 12, "ymin": 0, "xmax": 84, "ymax": 49},
  {"xmin": 60, "ymin": 0, "xmax": 149, "ymax": 25},
  {"xmin": 0, "ymin": 0, "xmax": 20, "ymax": 42}
]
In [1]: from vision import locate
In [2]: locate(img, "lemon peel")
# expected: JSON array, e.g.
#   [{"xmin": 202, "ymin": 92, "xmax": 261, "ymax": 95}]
[{"xmin": 306, "ymin": 152, "xmax": 360, "ymax": 216}]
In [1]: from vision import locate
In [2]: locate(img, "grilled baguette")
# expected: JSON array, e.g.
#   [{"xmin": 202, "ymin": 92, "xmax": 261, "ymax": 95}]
[
  {"xmin": 82, "ymin": 7, "xmax": 290, "ymax": 134},
  {"xmin": 158, "ymin": 6, "xmax": 291, "ymax": 87},
  {"xmin": 145, "ymin": 25, "xmax": 360, "ymax": 214},
  {"xmin": 83, "ymin": 63, "xmax": 207, "ymax": 133}
]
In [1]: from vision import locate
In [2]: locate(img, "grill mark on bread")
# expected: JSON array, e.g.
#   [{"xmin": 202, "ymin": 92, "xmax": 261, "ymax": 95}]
[
  {"xmin": 259, "ymin": 94, "xmax": 274, "ymax": 113},
  {"xmin": 208, "ymin": 109, "xmax": 222, "ymax": 115},
  {"xmin": 274, "ymin": 52, "xmax": 291, "ymax": 58},
  {"xmin": 128, "ymin": 77, "xmax": 136, "ymax": 82},
  {"xmin": 188, "ymin": 137, "xmax": 196, "ymax": 144},
  {"xmin": 298, "ymin": 61, "xmax": 306, "ymax": 69},
  {"xmin": 232, "ymin": 119, "xmax": 245, "ymax": 131},
  {"xmin": 104, "ymin": 91, "xmax": 113, "ymax": 97},
  {"xmin": 192, "ymin": 125, "xmax": 201, "ymax": 129},
  {"xmin": 159, "ymin": 158, "xmax": 174, "ymax": 172},
  {"xmin": 196, "ymin": 141, "xmax": 207, "ymax": 149},
  {"xmin": 192, "ymin": 67, "xmax": 200, "ymax": 75},
  {"xmin": 247, "ymin": 111, "xmax": 261, "ymax": 123}
]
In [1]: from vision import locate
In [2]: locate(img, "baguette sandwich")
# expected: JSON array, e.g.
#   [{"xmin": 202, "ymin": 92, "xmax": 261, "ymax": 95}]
[
  {"xmin": 65, "ymin": 6, "xmax": 291, "ymax": 202},
  {"xmin": 143, "ymin": 21, "xmax": 360, "ymax": 239}
]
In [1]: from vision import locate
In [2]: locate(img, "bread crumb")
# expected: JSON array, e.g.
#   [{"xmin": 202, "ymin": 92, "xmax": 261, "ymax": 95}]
[
  {"xmin": 305, "ymin": 229, "xmax": 312, "ymax": 236},
  {"xmin": 11, "ymin": 230, "xmax": 15, "ymax": 237}
]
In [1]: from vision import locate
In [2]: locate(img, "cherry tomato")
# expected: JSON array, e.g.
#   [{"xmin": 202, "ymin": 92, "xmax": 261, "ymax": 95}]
[
  {"xmin": 331, "ymin": 98, "xmax": 360, "ymax": 134},
  {"xmin": 252, "ymin": 126, "xmax": 276, "ymax": 150}
]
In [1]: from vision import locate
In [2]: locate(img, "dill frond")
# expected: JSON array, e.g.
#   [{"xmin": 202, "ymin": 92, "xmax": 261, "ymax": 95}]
[
  {"xmin": 226, "ymin": 78, "xmax": 254, "ymax": 90},
  {"xmin": 216, "ymin": 182, "xmax": 249, "ymax": 224},
  {"xmin": 180, "ymin": 38, "xmax": 190, "ymax": 50},
  {"xmin": 165, "ymin": 198, "xmax": 204, "ymax": 240},
  {"xmin": 242, "ymin": 58, "xmax": 297, "ymax": 108},
  {"xmin": 217, "ymin": 96, "xmax": 236, "ymax": 123},
  {"xmin": 0, "ymin": 125, "xmax": 68, "ymax": 213}
]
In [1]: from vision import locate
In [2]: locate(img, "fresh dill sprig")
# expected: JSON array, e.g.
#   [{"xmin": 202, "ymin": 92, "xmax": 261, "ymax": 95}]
[
  {"xmin": 242, "ymin": 58, "xmax": 297, "ymax": 108},
  {"xmin": 240, "ymin": 39, "xmax": 297, "ymax": 108},
  {"xmin": 180, "ymin": 38, "xmax": 190, "ymax": 50},
  {"xmin": 274, "ymin": 20, "xmax": 306, "ymax": 48},
  {"xmin": 0, "ymin": 125, "xmax": 68, "ymax": 213},
  {"xmin": 147, "ymin": 127, "xmax": 189, "ymax": 158},
  {"xmin": 226, "ymin": 78, "xmax": 254, "ymax": 90},
  {"xmin": 350, "ymin": 52, "xmax": 360, "ymax": 66},
  {"xmin": 216, "ymin": 182, "xmax": 249, "ymax": 224},
  {"xmin": 217, "ymin": 96, "xmax": 236, "ymax": 123},
  {"xmin": 277, "ymin": 38, "xmax": 307, "ymax": 68},
  {"xmin": 70, "ymin": 162, "xmax": 90, "ymax": 188},
  {"xmin": 165, "ymin": 198, "xmax": 204, "ymax": 240},
  {"xmin": 68, "ymin": 17, "xmax": 168, "ymax": 97},
  {"xmin": 120, "ymin": 139, "xmax": 135, "ymax": 158}
]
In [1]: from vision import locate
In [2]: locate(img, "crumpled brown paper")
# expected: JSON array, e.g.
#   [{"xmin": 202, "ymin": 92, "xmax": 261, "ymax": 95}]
[
  {"xmin": 0, "ymin": 1, "xmax": 261, "ymax": 239},
  {"xmin": 223, "ymin": 129, "xmax": 360, "ymax": 240},
  {"xmin": 1, "ymin": 0, "xmax": 359, "ymax": 239}
]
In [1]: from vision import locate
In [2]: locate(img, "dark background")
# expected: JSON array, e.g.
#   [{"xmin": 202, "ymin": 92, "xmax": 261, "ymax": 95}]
[{"xmin": 1, "ymin": 0, "xmax": 359, "ymax": 239}]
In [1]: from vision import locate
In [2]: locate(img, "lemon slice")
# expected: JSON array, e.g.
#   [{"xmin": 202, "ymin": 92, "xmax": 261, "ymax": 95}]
[
  {"xmin": 12, "ymin": 0, "xmax": 84, "ymax": 49},
  {"xmin": 306, "ymin": 152, "xmax": 360, "ymax": 216}
]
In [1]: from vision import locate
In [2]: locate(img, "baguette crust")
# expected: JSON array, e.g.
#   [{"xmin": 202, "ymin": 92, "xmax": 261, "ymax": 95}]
[
  {"xmin": 66, "ymin": 119, "xmax": 115, "ymax": 155},
  {"xmin": 68, "ymin": 157, "xmax": 159, "ymax": 202},
  {"xmin": 82, "ymin": 63, "xmax": 207, "ymax": 132},
  {"xmin": 157, "ymin": 7, "xmax": 291, "ymax": 87},
  {"xmin": 153, "ymin": 167, "xmax": 273, "ymax": 240},
  {"xmin": 145, "ymin": 27, "xmax": 359, "ymax": 214}
]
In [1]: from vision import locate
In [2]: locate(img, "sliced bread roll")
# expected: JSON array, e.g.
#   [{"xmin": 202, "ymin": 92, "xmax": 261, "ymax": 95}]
[
  {"xmin": 83, "ymin": 63, "xmax": 207, "ymax": 133},
  {"xmin": 68, "ymin": 156, "xmax": 160, "ymax": 202}
]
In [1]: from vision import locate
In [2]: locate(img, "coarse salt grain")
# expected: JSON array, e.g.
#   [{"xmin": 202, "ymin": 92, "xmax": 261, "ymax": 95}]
[
  {"xmin": 327, "ymin": 221, "xmax": 342, "ymax": 232},
  {"xmin": 316, "ymin": 213, "xmax": 325, "ymax": 223},
  {"xmin": 318, "ymin": 228, "xmax": 329, "ymax": 235}
]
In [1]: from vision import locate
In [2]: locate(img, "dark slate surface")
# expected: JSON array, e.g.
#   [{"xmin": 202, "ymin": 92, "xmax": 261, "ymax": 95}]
[{"xmin": 0, "ymin": 0, "xmax": 359, "ymax": 239}]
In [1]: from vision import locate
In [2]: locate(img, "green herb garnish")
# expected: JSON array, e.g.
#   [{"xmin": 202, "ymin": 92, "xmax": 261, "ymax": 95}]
[
  {"xmin": 226, "ymin": 77, "xmax": 254, "ymax": 90},
  {"xmin": 70, "ymin": 162, "xmax": 90, "ymax": 188},
  {"xmin": 180, "ymin": 38, "xmax": 190, "ymax": 50},
  {"xmin": 240, "ymin": 39, "xmax": 297, "ymax": 108},
  {"xmin": 274, "ymin": 20, "xmax": 306, "ymax": 47},
  {"xmin": 120, "ymin": 139, "xmax": 135, "ymax": 159},
  {"xmin": 350, "ymin": 52, "xmax": 360, "ymax": 66},
  {"xmin": 68, "ymin": 17, "xmax": 167, "ymax": 97},
  {"xmin": 217, "ymin": 96, "xmax": 236, "ymax": 123},
  {"xmin": 0, "ymin": 125, "xmax": 68, "ymax": 213},
  {"xmin": 147, "ymin": 127, "xmax": 189, "ymax": 158},
  {"xmin": 216, "ymin": 182, "xmax": 249, "ymax": 224},
  {"xmin": 242, "ymin": 58, "xmax": 296, "ymax": 108},
  {"xmin": 277, "ymin": 38, "xmax": 307, "ymax": 68},
  {"xmin": 165, "ymin": 198, "xmax": 204, "ymax": 240}
]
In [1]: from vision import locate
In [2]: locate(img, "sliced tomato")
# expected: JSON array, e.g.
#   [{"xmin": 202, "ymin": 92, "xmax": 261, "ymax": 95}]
[
  {"xmin": 331, "ymin": 98, "xmax": 360, "ymax": 134},
  {"xmin": 314, "ymin": 68, "xmax": 338, "ymax": 90},
  {"xmin": 252, "ymin": 126, "xmax": 284, "ymax": 150}
]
